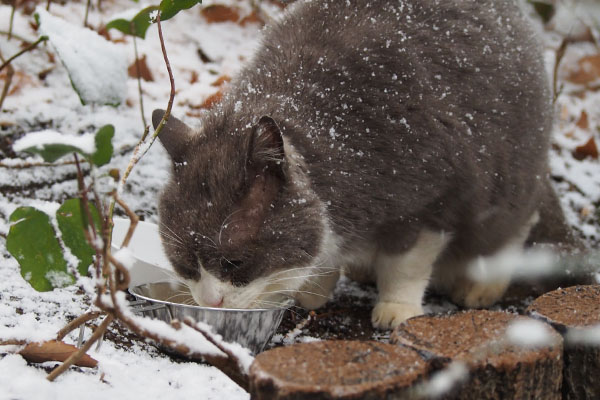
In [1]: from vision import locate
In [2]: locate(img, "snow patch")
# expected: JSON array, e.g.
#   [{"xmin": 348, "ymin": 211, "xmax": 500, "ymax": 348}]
[
  {"xmin": 13, "ymin": 130, "xmax": 97, "ymax": 155},
  {"xmin": 36, "ymin": 7, "xmax": 128, "ymax": 105}
]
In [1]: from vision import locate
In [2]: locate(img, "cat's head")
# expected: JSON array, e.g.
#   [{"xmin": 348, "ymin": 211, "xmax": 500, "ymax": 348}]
[{"xmin": 153, "ymin": 109, "xmax": 328, "ymax": 309}]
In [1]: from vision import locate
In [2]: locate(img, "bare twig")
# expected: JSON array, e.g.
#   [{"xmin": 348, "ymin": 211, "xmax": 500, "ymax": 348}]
[
  {"xmin": 47, "ymin": 314, "xmax": 114, "ymax": 381},
  {"xmin": 132, "ymin": 33, "xmax": 147, "ymax": 129},
  {"xmin": 0, "ymin": 31, "xmax": 32, "ymax": 44},
  {"xmin": 56, "ymin": 311, "xmax": 104, "ymax": 341},
  {"xmin": 0, "ymin": 339, "xmax": 27, "ymax": 346},
  {"xmin": 84, "ymin": 0, "xmax": 92, "ymax": 28},
  {"xmin": 0, "ymin": 50, "xmax": 14, "ymax": 113},
  {"xmin": 553, "ymin": 38, "xmax": 568, "ymax": 104},
  {"xmin": 112, "ymin": 191, "xmax": 139, "ymax": 249},
  {"xmin": 8, "ymin": 1, "xmax": 18, "ymax": 41},
  {"xmin": 0, "ymin": 159, "xmax": 89, "ymax": 169},
  {"xmin": 0, "ymin": 36, "xmax": 48, "ymax": 74}
]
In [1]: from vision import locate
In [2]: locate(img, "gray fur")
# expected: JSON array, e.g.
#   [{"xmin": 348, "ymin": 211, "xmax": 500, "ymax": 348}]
[{"xmin": 156, "ymin": 0, "xmax": 570, "ymax": 302}]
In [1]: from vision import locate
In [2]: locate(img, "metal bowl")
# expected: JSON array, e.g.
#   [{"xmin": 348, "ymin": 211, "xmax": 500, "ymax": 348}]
[{"xmin": 129, "ymin": 281, "xmax": 289, "ymax": 354}]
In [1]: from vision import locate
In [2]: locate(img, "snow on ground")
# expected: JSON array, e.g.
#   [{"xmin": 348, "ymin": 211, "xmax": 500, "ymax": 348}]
[{"xmin": 0, "ymin": 0, "xmax": 599, "ymax": 399}]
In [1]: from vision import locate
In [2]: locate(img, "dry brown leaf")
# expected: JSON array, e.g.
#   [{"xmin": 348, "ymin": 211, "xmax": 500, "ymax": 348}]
[
  {"xmin": 573, "ymin": 137, "xmax": 599, "ymax": 160},
  {"xmin": 567, "ymin": 54, "xmax": 600, "ymax": 85},
  {"xmin": 19, "ymin": 340, "xmax": 98, "ymax": 368},
  {"xmin": 576, "ymin": 110, "xmax": 589, "ymax": 130},
  {"xmin": 201, "ymin": 5, "xmax": 240, "ymax": 23},
  {"xmin": 240, "ymin": 11, "xmax": 264, "ymax": 26},
  {"xmin": 127, "ymin": 55, "xmax": 154, "ymax": 82},
  {"xmin": 211, "ymin": 75, "xmax": 231, "ymax": 87},
  {"xmin": 190, "ymin": 70, "xmax": 199, "ymax": 84},
  {"xmin": 199, "ymin": 90, "xmax": 223, "ymax": 109}
]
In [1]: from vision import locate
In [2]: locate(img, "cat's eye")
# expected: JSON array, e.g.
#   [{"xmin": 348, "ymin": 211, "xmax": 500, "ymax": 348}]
[{"xmin": 220, "ymin": 257, "xmax": 243, "ymax": 271}]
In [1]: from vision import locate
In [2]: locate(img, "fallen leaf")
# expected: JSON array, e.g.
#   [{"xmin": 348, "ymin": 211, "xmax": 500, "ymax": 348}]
[
  {"xmin": 190, "ymin": 70, "xmax": 199, "ymax": 84},
  {"xmin": 567, "ymin": 54, "xmax": 600, "ymax": 85},
  {"xmin": 211, "ymin": 75, "xmax": 231, "ymax": 87},
  {"xmin": 127, "ymin": 55, "xmax": 154, "ymax": 82},
  {"xmin": 576, "ymin": 110, "xmax": 589, "ymax": 130},
  {"xmin": 199, "ymin": 90, "xmax": 223, "ymax": 109},
  {"xmin": 19, "ymin": 340, "xmax": 98, "ymax": 368},
  {"xmin": 240, "ymin": 11, "xmax": 263, "ymax": 26},
  {"xmin": 201, "ymin": 5, "xmax": 240, "ymax": 23},
  {"xmin": 573, "ymin": 137, "xmax": 599, "ymax": 160}
]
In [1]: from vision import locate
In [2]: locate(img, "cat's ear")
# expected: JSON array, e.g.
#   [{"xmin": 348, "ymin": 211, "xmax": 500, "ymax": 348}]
[
  {"xmin": 248, "ymin": 116, "xmax": 285, "ymax": 176},
  {"xmin": 153, "ymin": 109, "xmax": 193, "ymax": 162}
]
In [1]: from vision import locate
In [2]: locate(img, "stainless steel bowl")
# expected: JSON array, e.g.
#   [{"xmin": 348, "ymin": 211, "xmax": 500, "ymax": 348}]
[{"xmin": 129, "ymin": 281, "xmax": 289, "ymax": 354}]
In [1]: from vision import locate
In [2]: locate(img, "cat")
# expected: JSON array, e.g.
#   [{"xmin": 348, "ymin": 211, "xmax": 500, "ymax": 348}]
[{"xmin": 153, "ymin": 0, "xmax": 573, "ymax": 329}]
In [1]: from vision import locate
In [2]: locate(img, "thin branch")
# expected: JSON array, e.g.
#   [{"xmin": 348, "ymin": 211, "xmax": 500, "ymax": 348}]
[
  {"xmin": 0, "ymin": 339, "xmax": 27, "ymax": 346},
  {"xmin": 0, "ymin": 158, "xmax": 89, "ymax": 169},
  {"xmin": 84, "ymin": 0, "xmax": 92, "ymax": 28},
  {"xmin": 0, "ymin": 31, "xmax": 32, "ymax": 44},
  {"xmin": 132, "ymin": 34, "xmax": 147, "ymax": 129},
  {"xmin": 112, "ymin": 190, "xmax": 139, "ymax": 249},
  {"xmin": 46, "ymin": 314, "xmax": 114, "ymax": 382},
  {"xmin": 0, "ymin": 51, "xmax": 14, "ymax": 113},
  {"xmin": 0, "ymin": 36, "xmax": 48, "ymax": 74},
  {"xmin": 8, "ymin": 1, "xmax": 18, "ymax": 41},
  {"xmin": 56, "ymin": 311, "xmax": 104, "ymax": 341}
]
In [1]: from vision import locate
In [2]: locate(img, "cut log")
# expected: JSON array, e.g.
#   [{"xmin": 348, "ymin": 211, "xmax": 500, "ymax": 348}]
[
  {"xmin": 248, "ymin": 340, "xmax": 427, "ymax": 399},
  {"xmin": 390, "ymin": 310, "xmax": 563, "ymax": 400},
  {"xmin": 526, "ymin": 285, "xmax": 600, "ymax": 400}
]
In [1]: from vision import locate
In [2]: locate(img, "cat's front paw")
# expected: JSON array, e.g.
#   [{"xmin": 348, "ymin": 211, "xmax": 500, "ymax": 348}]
[{"xmin": 371, "ymin": 302, "xmax": 422, "ymax": 329}]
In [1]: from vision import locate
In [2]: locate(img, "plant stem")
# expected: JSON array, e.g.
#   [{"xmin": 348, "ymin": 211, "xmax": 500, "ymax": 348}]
[
  {"xmin": 0, "ymin": 31, "xmax": 32, "ymax": 44},
  {"xmin": 112, "ymin": 191, "xmax": 139, "ymax": 249},
  {"xmin": 0, "ymin": 36, "xmax": 48, "ymax": 74},
  {"xmin": 84, "ymin": 0, "xmax": 92, "ymax": 28},
  {"xmin": 46, "ymin": 314, "xmax": 114, "ymax": 382},
  {"xmin": 132, "ymin": 34, "xmax": 148, "ymax": 129},
  {"xmin": 46, "ymin": 0, "xmax": 51, "ymax": 11},
  {"xmin": 0, "ymin": 50, "xmax": 14, "ymax": 113},
  {"xmin": 105, "ymin": 11, "xmax": 175, "ymax": 244},
  {"xmin": 56, "ymin": 311, "xmax": 104, "ymax": 341},
  {"xmin": 8, "ymin": 3, "xmax": 16, "ymax": 41}
]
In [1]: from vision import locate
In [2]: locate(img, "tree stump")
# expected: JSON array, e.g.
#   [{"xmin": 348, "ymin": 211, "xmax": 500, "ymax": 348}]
[
  {"xmin": 526, "ymin": 285, "xmax": 600, "ymax": 400},
  {"xmin": 248, "ymin": 340, "xmax": 427, "ymax": 399},
  {"xmin": 390, "ymin": 310, "xmax": 563, "ymax": 400}
]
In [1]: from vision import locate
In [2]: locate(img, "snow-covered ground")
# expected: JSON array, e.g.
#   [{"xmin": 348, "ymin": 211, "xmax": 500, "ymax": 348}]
[{"xmin": 0, "ymin": 0, "xmax": 599, "ymax": 398}]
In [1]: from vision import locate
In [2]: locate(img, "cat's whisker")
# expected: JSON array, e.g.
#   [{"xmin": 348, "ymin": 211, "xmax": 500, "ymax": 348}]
[{"xmin": 218, "ymin": 209, "xmax": 242, "ymax": 245}]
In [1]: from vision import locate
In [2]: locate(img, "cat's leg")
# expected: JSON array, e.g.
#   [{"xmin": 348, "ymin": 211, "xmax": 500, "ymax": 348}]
[
  {"xmin": 372, "ymin": 230, "xmax": 450, "ymax": 329},
  {"xmin": 448, "ymin": 212, "xmax": 540, "ymax": 308}
]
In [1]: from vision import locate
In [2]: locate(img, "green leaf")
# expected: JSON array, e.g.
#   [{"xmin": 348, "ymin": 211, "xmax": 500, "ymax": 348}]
[
  {"xmin": 20, "ymin": 143, "xmax": 86, "ymax": 163},
  {"xmin": 528, "ymin": 1, "xmax": 554, "ymax": 23},
  {"xmin": 159, "ymin": 0, "xmax": 202, "ymax": 21},
  {"xmin": 106, "ymin": 1, "xmax": 201, "ymax": 38},
  {"xmin": 91, "ymin": 125, "xmax": 115, "ymax": 166},
  {"xmin": 17, "ymin": 126, "xmax": 114, "ymax": 165},
  {"xmin": 6, "ymin": 207, "xmax": 74, "ymax": 292},
  {"xmin": 56, "ymin": 199, "xmax": 101, "ymax": 276},
  {"xmin": 106, "ymin": 6, "xmax": 158, "ymax": 39}
]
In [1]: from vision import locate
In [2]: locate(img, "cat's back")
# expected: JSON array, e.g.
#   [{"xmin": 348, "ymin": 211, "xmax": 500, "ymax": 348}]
[{"xmin": 227, "ymin": 0, "xmax": 552, "ymax": 253}]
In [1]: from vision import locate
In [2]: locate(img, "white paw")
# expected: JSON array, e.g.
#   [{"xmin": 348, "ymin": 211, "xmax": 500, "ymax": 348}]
[
  {"xmin": 371, "ymin": 302, "xmax": 423, "ymax": 330},
  {"xmin": 451, "ymin": 279, "xmax": 509, "ymax": 308}
]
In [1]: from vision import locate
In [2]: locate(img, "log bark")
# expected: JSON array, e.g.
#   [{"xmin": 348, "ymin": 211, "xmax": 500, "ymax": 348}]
[
  {"xmin": 526, "ymin": 285, "xmax": 600, "ymax": 400},
  {"xmin": 390, "ymin": 310, "xmax": 563, "ymax": 400},
  {"xmin": 249, "ymin": 340, "xmax": 427, "ymax": 399}
]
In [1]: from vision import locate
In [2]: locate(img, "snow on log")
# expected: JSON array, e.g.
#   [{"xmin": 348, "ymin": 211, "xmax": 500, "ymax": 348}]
[
  {"xmin": 527, "ymin": 285, "xmax": 600, "ymax": 400},
  {"xmin": 390, "ymin": 310, "xmax": 563, "ymax": 400}
]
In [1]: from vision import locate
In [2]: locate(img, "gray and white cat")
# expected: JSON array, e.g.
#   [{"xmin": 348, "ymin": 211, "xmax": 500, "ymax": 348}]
[{"xmin": 154, "ymin": 0, "xmax": 573, "ymax": 329}]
